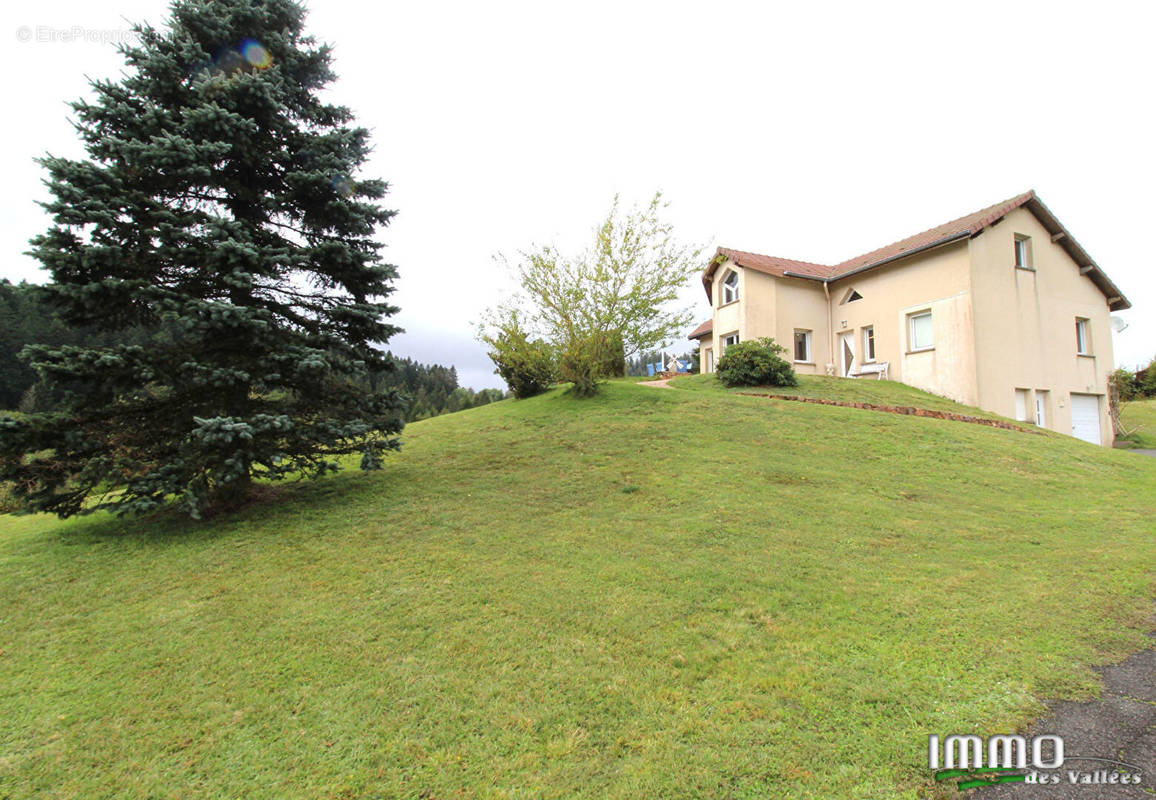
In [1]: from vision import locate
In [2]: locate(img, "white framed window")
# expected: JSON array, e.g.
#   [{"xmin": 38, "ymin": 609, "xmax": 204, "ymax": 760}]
[
  {"xmin": 721, "ymin": 332, "xmax": 739, "ymax": 353},
  {"xmin": 908, "ymin": 311, "xmax": 933, "ymax": 351},
  {"xmin": 1014, "ymin": 234, "xmax": 1033, "ymax": 269},
  {"xmin": 721, "ymin": 270, "xmax": 739, "ymax": 304},
  {"xmin": 862, "ymin": 326, "xmax": 875, "ymax": 362},
  {"xmin": 1075, "ymin": 318, "xmax": 1091, "ymax": 355},
  {"xmin": 1014, "ymin": 388, "xmax": 1030, "ymax": 422},
  {"xmin": 793, "ymin": 329, "xmax": 812, "ymax": 363},
  {"xmin": 841, "ymin": 288, "xmax": 863, "ymax": 304}
]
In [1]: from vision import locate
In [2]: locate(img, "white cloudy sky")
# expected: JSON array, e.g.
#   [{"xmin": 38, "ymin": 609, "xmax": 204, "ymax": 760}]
[{"xmin": 3, "ymin": 1, "xmax": 1154, "ymax": 390}]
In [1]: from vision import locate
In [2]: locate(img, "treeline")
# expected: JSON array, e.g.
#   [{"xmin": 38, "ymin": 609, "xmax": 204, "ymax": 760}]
[
  {"xmin": 367, "ymin": 358, "xmax": 506, "ymax": 420},
  {"xmin": 1, "ymin": 280, "xmax": 161, "ymax": 410},
  {"xmin": 1115, "ymin": 362, "xmax": 1156, "ymax": 401},
  {"xmin": 1, "ymin": 280, "xmax": 503, "ymax": 420}
]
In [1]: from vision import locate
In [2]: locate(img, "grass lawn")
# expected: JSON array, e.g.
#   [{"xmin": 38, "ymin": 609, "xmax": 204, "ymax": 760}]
[
  {"xmin": 1120, "ymin": 398, "xmax": 1156, "ymax": 448},
  {"xmin": 1, "ymin": 379, "xmax": 1153, "ymax": 799},
  {"xmin": 669, "ymin": 373, "xmax": 1009, "ymax": 419}
]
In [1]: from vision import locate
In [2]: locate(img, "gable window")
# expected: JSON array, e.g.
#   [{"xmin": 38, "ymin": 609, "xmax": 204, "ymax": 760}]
[
  {"xmin": 794, "ymin": 329, "xmax": 812, "ymax": 363},
  {"xmin": 841, "ymin": 288, "xmax": 863, "ymax": 304},
  {"xmin": 721, "ymin": 270, "xmax": 739, "ymax": 304},
  {"xmin": 908, "ymin": 311, "xmax": 933, "ymax": 352},
  {"xmin": 1075, "ymin": 318, "xmax": 1092, "ymax": 355},
  {"xmin": 1014, "ymin": 234, "xmax": 1033, "ymax": 270},
  {"xmin": 862, "ymin": 326, "xmax": 875, "ymax": 362},
  {"xmin": 722, "ymin": 332, "xmax": 739, "ymax": 353}
]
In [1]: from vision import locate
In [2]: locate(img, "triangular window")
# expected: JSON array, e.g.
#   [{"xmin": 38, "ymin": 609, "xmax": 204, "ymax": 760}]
[{"xmin": 841, "ymin": 288, "xmax": 863, "ymax": 304}]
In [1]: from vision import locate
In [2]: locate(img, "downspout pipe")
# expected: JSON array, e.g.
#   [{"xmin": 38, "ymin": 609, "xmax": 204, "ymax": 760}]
[
  {"xmin": 822, "ymin": 280, "xmax": 834, "ymax": 375},
  {"xmin": 785, "ymin": 230, "xmax": 972, "ymax": 377}
]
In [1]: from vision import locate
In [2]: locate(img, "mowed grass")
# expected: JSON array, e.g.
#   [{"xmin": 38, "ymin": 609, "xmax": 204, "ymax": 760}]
[
  {"xmin": 1120, "ymin": 398, "xmax": 1156, "ymax": 447},
  {"xmin": 0, "ymin": 379, "xmax": 1154, "ymax": 800},
  {"xmin": 670, "ymin": 373, "xmax": 1008, "ymax": 419}
]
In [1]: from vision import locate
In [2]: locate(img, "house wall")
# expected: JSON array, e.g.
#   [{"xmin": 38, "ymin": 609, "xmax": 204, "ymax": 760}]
[
  {"xmin": 742, "ymin": 268, "xmax": 780, "ymax": 346},
  {"xmin": 826, "ymin": 240, "xmax": 978, "ymax": 404},
  {"xmin": 707, "ymin": 259, "xmax": 746, "ymax": 361},
  {"xmin": 699, "ymin": 208, "xmax": 1118, "ymax": 445},
  {"xmin": 702, "ymin": 260, "xmax": 782, "ymax": 366},
  {"xmin": 694, "ymin": 336, "xmax": 712, "ymax": 373},
  {"xmin": 967, "ymin": 206, "xmax": 1115, "ymax": 444},
  {"xmin": 773, "ymin": 278, "xmax": 829, "ymax": 375}
]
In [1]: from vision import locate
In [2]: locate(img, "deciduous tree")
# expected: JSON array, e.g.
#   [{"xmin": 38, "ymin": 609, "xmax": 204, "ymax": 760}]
[{"xmin": 484, "ymin": 192, "xmax": 702, "ymax": 395}]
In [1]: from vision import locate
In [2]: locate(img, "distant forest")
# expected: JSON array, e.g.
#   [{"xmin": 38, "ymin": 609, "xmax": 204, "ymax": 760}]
[{"xmin": 0, "ymin": 280, "xmax": 503, "ymax": 420}]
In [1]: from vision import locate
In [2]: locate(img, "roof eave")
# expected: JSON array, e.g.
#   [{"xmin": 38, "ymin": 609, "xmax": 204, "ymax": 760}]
[
  {"xmin": 1023, "ymin": 197, "xmax": 1131, "ymax": 311},
  {"xmin": 701, "ymin": 250, "xmax": 728, "ymax": 301},
  {"xmin": 784, "ymin": 230, "xmax": 972, "ymax": 283}
]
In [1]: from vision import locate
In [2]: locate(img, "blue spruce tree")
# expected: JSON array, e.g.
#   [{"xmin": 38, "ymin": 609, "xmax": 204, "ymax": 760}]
[{"xmin": 1, "ymin": 0, "xmax": 405, "ymax": 518}]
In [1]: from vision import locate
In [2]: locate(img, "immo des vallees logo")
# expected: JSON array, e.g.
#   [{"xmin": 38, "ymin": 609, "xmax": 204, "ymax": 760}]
[{"xmin": 928, "ymin": 733, "xmax": 1144, "ymax": 792}]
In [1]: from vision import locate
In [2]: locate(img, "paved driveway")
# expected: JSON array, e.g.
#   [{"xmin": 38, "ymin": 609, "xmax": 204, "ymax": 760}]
[{"xmin": 975, "ymin": 632, "xmax": 1155, "ymax": 799}]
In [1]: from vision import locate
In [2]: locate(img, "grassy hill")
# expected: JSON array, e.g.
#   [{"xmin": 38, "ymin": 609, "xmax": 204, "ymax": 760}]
[
  {"xmin": 1120, "ymin": 397, "xmax": 1156, "ymax": 447},
  {"xmin": 1, "ymin": 376, "xmax": 1153, "ymax": 799}
]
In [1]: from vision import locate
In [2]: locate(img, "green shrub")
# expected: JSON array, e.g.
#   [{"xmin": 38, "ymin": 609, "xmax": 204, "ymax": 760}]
[
  {"xmin": 482, "ymin": 315, "xmax": 557, "ymax": 399},
  {"xmin": 716, "ymin": 338, "xmax": 798, "ymax": 388},
  {"xmin": 1141, "ymin": 357, "xmax": 1156, "ymax": 398},
  {"xmin": 596, "ymin": 330, "xmax": 626, "ymax": 379},
  {"xmin": 1111, "ymin": 368, "xmax": 1140, "ymax": 403},
  {"xmin": 556, "ymin": 330, "xmax": 625, "ymax": 397},
  {"xmin": 0, "ymin": 471, "xmax": 18, "ymax": 514},
  {"xmin": 558, "ymin": 334, "xmax": 600, "ymax": 397}
]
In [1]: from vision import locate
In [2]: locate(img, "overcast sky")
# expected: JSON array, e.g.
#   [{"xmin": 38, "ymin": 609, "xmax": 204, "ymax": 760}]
[{"xmin": 3, "ymin": 1, "xmax": 1154, "ymax": 390}]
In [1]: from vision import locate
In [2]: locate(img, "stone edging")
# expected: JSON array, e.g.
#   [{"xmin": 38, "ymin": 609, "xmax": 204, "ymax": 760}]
[{"xmin": 734, "ymin": 392, "xmax": 1042, "ymax": 434}]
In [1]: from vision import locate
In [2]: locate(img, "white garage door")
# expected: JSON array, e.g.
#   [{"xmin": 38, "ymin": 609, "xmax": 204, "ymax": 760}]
[{"xmin": 1070, "ymin": 394, "xmax": 1102, "ymax": 445}]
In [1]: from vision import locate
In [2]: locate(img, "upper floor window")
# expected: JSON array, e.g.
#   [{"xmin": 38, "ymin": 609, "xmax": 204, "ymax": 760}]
[
  {"xmin": 1014, "ymin": 234, "xmax": 1033, "ymax": 270},
  {"xmin": 1075, "ymin": 318, "xmax": 1092, "ymax": 355},
  {"xmin": 908, "ymin": 311, "xmax": 933, "ymax": 351},
  {"xmin": 841, "ymin": 288, "xmax": 863, "ymax": 303},
  {"xmin": 721, "ymin": 270, "xmax": 739, "ymax": 304}
]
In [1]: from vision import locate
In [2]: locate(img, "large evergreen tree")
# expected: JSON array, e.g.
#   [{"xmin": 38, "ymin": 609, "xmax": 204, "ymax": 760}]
[{"xmin": 0, "ymin": 0, "xmax": 405, "ymax": 518}]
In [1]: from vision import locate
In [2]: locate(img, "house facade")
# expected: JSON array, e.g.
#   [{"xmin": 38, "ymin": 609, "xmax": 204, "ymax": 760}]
[{"xmin": 689, "ymin": 191, "xmax": 1131, "ymax": 445}]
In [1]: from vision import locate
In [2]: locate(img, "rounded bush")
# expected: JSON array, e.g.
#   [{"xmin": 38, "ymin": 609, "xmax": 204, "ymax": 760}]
[{"xmin": 716, "ymin": 338, "xmax": 799, "ymax": 387}]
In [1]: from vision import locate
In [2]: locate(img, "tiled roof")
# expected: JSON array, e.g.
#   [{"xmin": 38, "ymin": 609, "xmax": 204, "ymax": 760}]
[
  {"xmin": 828, "ymin": 191, "xmax": 1034, "ymax": 276},
  {"xmin": 687, "ymin": 319, "xmax": 712, "ymax": 340},
  {"xmin": 702, "ymin": 191, "xmax": 1130, "ymax": 310},
  {"xmin": 715, "ymin": 248, "xmax": 831, "ymax": 279}
]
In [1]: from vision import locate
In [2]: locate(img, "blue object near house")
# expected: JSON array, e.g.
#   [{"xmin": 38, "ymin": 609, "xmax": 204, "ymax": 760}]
[{"xmin": 646, "ymin": 363, "xmax": 656, "ymax": 377}]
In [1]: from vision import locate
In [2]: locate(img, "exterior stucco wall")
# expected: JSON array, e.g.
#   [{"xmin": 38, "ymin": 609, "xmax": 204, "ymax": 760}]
[
  {"xmin": 773, "ymin": 278, "xmax": 828, "ymax": 375},
  {"xmin": 740, "ymin": 269, "xmax": 779, "ymax": 343},
  {"xmin": 827, "ymin": 241, "xmax": 978, "ymax": 404},
  {"xmin": 967, "ymin": 206, "xmax": 1115, "ymax": 444},
  {"xmin": 698, "ymin": 211, "xmax": 1119, "ymax": 445},
  {"xmin": 708, "ymin": 259, "xmax": 744, "ymax": 361}
]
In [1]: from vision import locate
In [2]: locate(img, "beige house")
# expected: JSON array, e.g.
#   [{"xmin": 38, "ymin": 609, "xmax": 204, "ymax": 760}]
[{"xmin": 689, "ymin": 191, "xmax": 1131, "ymax": 445}]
